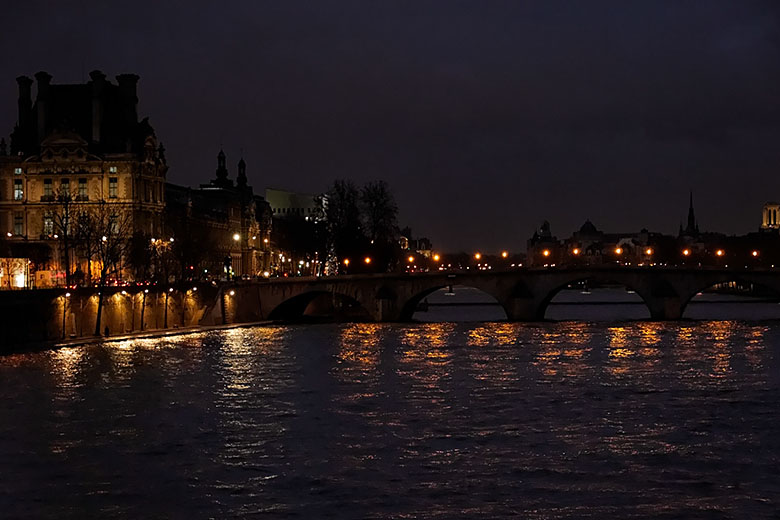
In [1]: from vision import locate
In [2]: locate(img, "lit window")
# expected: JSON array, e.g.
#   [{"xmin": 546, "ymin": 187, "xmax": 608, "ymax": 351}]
[
  {"xmin": 13, "ymin": 213, "xmax": 23, "ymax": 235},
  {"xmin": 43, "ymin": 215, "xmax": 54, "ymax": 236},
  {"xmin": 78, "ymin": 178, "xmax": 87, "ymax": 199},
  {"xmin": 60, "ymin": 179, "xmax": 70, "ymax": 197},
  {"xmin": 109, "ymin": 166, "xmax": 117, "ymax": 173},
  {"xmin": 13, "ymin": 180, "xmax": 23, "ymax": 200},
  {"xmin": 109, "ymin": 215, "xmax": 119, "ymax": 234},
  {"xmin": 109, "ymin": 177, "xmax": 118, "ymax": 198},
  {"xmin": 43, "ymin": 179, "xmax": 52, "ymax": 199},
  {"xmin": 14, "ymin": 167, "xmax": 22, "ymax": 175}
]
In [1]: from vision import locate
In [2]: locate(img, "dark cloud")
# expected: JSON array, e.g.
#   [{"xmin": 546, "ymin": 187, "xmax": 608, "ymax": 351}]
[{"xmin": 2, "ymin": 1, "xmax": 779, "ymax": 250}]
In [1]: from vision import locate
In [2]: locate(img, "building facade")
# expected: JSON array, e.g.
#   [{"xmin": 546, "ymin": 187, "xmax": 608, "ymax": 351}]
[
  {"xmin": 0, "ymin": 70, "xmax": 166, "ymax": 287},
  {"xmin": 165, "ymin": 151, "xmax": 272, "ymax": 279}
]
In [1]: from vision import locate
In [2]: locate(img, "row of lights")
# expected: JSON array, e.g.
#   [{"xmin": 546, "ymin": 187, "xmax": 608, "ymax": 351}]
[{"xmin": 541, "ymin": 248, "xmax": 762, "ymax": 257}]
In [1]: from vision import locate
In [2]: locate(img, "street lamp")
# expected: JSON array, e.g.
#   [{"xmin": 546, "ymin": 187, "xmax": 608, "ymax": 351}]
[
  {"xmin": 542, "ymin": 250, "xmax": 550, "ymax": 257},
  {"xmin": 364, "ymin": 257, "xmax": 372, "ymax": 264},
  {"xmin": 433, "ymin": 254, "xmax": 440, "ymax": 262},
  {"xmin": 572, "ymin": 248, "xmax": 580, "ymax": 255},
  {"xmin": 752, "ymin": 250, "xmax": 759, "ymax": 257},
  {"xmin": 232, "ymin": 233, "xmax": 240, "ymax": 242},
  {"xmin": 682, "ymin": 249, "xmax": 691, "ymax": 257},
  {"xmin": 501, "ymin": 251, "xmax": 508, "ymax": 258},
  {"xmin": 716, "ymin": 249, "xmax": 724, "ymax": 257},
  {"xmin": 474, "ymin": 253, "xmax": 482, "ymax": 260},
  {"xmin": 614, "ymin": 247, "xmax": 622, "ymax": 255},
  {"xmin": 408, "ymin": 255, "xmax": 415, "ymax": 263},
  {"xmin": 645, "ymin": 248, "xmax": 653, "ymax": 255}
]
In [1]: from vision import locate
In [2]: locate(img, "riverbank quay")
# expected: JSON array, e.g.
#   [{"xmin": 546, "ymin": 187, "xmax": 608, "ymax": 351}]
[
  {"xmin": 3, "ymin": 320, "xmax": 274, "ymax": 356},
  {"xmin": 0, "ymin": 282, "xmax": 271, "ymax": 354}
]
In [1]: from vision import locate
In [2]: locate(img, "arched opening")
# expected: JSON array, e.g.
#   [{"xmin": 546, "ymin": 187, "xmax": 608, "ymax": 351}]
[
  {"xmin": 406, "ymin": 285, "xmax": 508, "ymax": 322},
  {"xmin": 543, "ymin": 278, "xmax": 651, "ymax": 321},
  {"xmin": 682, "ymin": 280, "xmax": 780, "ymax": 320},
  {"xmin": 267, "ymin": 291, "xmax": 371, "ymax": 322}
]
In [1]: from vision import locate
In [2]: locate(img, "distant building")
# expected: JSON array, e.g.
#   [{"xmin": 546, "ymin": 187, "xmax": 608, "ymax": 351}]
[
  {"xmin": 165, "ymin": 150, "xmax": 272, "ymax": 279},
  {"xmin": 761, "ymin": 202, "xmax": 780, "ymax": 231},
  {"xmin": 265, "ymin": 188, "xmax": 323, "ymax": 221},
  {"xmin": 0, "ymin": 70, "xmax": 166, "ymax": 287}
]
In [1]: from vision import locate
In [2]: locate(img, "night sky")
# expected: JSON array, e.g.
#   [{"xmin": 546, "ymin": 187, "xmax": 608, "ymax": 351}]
[{"xmin": 2, "ymin": 1, "xmax": 779, "ymax": 251}]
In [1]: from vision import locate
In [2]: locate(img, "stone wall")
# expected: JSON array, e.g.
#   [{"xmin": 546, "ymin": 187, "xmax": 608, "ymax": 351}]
[{"xmin": 0, "ymin": 283, "xmax": 221, "ymax": 352}]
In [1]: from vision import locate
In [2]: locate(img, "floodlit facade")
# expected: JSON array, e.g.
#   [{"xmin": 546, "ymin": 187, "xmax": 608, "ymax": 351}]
[{"xmin": 0, "ymin": 70, "xmax": 167, "ymax": 287}]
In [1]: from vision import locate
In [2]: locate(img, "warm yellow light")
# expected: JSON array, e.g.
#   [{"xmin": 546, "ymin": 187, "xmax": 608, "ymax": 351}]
[
  {"xmin": 408, "ymin": 255, "xmax": 415, "ymax": 263},
  {"xmin": 645, "ymin": 248, "xmax": 653, "ymax": 255},
  {"xmin": 716, "ymin": 249, "xmax": 724, "ymax": 257},
  {"xmin": 474, "ymin": 253, "xmax": 482, "ymax": 260},
  {"xmin": 542, "ymin": 250, "xmax": 550, "ymax": 257},
  {"xmin": 572, "ymin": 248, "xmax": 580, "ymax": 255},
  {"xmin": 364, "ymin": 257, "xmax": 372, "ymax": 264},
  {"xmin": 433, "ymin": 254, "xmax": 440, "ymax": 262},
  {"xmin": 229, "ymin": 290, "xmax": 235, "ymax": 296},
  {"xmin": 232, "ymin": 233, "xmax": 240, "ymax": 241},
  {"xmin": 683, "ymin": 249, "xmax": 690, "ymax": 256},
  {"xmin": 263, "ymin": 238, "xmax": 269, "ymax": 244},
  {"xmin": 614, "ymin": 247, "xmax": 622, "ymax": 255},
  {"xmin": 752, "ymin": 250, "xmax": 759, "ymax": 257},
  {"xmin": 343, "ymin": 259, "xmax": 350, "ymax": 266},
  {"xmin": 501, "ymin": 251, "xmax": 508, "ymax": 258}
]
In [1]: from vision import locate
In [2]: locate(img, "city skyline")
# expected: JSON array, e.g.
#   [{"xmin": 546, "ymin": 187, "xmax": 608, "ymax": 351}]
[{"xmin": 1, "ymin": 1, "xmax": 779, "ymax": 250}]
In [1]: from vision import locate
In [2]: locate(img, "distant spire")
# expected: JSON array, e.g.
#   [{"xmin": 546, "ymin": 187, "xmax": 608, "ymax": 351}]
[
  {"xmin": 216, "ymin": 149, "xmax": 228, "ymax": 180},
  {"xmin": 237, "ymin": 157, "xmax": 247, "ymax": 188},
  {"xmin": 685, "ymin": 190, "xmax": 699, "ymax": 236}
]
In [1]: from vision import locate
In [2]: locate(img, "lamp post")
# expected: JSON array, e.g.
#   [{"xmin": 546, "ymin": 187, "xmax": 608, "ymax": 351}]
[{"xmin": 61, "ymin": 292, "xmax": 70, "ymax": 339}]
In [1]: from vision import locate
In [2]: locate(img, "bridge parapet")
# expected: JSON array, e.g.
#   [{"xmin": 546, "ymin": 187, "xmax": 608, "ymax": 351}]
[{"xmin": 213, "ymin": 267, "xmax": 780, "ymax": 323}]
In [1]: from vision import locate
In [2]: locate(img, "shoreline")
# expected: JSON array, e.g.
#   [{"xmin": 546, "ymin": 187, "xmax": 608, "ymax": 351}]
[{"xmin": 4, "ymin": 320, "xmax": 274, "ymax": 356}]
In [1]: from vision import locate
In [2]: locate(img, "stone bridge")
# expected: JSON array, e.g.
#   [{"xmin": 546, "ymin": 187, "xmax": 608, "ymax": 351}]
[{"xmin": 216, "ymin": 267, "xmax": 780, "ymax": 322}]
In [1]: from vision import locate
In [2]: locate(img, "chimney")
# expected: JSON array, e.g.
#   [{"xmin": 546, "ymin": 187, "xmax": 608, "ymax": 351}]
[
  {"xmin": 34, "ymin": 71, "xmax": 52, "ymax": 143},
  {"xmin": 89, "ymin": 70, "xmax": 106, "ymax": 144},
  {"xmin": 116, "ymin": 74, "xmax": 139, "ymax": 128},
  {"xmin": 16, "ymin": 76, "xmax": 33, "ymax": 138}
]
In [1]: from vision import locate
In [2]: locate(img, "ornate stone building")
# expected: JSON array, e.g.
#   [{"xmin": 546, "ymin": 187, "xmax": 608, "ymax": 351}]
[
  {"xmin": 0, "ymin": 70, "xmax": 167, "ymax": 287},
  {"xmin": 165, "ymin": 150, "xmax": 272, "ymax": 279}
]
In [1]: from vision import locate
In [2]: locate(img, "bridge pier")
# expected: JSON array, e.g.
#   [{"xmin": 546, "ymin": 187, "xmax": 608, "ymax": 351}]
[
  {"xmin": 501, "ymin": 297, "xmax": 543, "ymax": 321},
  {"xmin": 647, "ymin": 297, "xmax": 684, "ymax": 321}
]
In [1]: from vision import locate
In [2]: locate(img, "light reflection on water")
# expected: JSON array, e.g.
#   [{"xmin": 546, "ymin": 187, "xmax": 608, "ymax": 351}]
[{"xmin": 1, "ymin": 321, "xmax": 780, "ymax": 518}]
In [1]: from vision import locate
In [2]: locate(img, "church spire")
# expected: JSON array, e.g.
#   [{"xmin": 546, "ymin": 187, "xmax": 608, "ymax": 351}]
[{"xmin": 685, "ymin": 190, "xmax": 699, "ymax": 236}]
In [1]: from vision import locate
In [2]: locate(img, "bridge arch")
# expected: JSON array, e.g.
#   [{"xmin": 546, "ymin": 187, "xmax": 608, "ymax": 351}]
[
  {"xmin": 537, "ymin": 275, "xmax": 654, "ymax": 321},
  {"xmin": 267, "ymin": 290, "xmax": 372, "ymax": 321},
  {"xmin": 680, "ymin": 276, "xmax": 780, "ymax": 320},
  {"xmin": 399, "ymin": 283, "xmax": 507, "ymax": 322}
]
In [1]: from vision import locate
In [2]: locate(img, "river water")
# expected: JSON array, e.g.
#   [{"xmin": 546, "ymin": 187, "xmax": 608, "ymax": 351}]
[{"xmin": 2, "ymin": 297, "xmax": 780, "ymax": 518}]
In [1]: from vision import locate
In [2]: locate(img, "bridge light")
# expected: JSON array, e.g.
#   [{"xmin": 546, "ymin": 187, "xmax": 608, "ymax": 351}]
[
  {"xmin": 501, "ymin": 251, "xmax": 508, "ymax": 258},
  {"xmin": 474, "ymin": 253, "xmax": 482, "ymax": 260},
  {"xmin": 408, "ymin": 255, "xmax": 415, "ymax": 263},
  {"xmin": 542, "ymin": 249, "xmax": 550, "ymax": 257},
  {"xmin": 752, "ymin": 250, "xmax": 759, "ymax": 257},
  {"xmin": 343, "ymin": 258, "xmax": 350, "ymax": 266},
  {"xmin": 572, "ymin": 248, "xmax": 580, "ymax": 255},
  {"xmin": 645, "ymin": 248, "xmax": 653, "ymax": 255},
  {"xmin": 364, "ymin": 257, "xmax": 372, "ymax": 264},
  {"xmin": 433, "ymin": 254, "xmax": 440, "ymax": 262},
  {"xmin": 716, "ymin": 249, "xmax": 724, "ymax": 257}
]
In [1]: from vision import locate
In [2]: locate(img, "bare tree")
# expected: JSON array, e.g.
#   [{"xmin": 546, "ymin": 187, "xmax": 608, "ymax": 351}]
[
  {"xmin": 77, "ymin": 202, "xmax": 132, "ymax": 335},
  {"xmin": 48, "ymin": 189, "xmax": 77, "ymax": 286}
]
